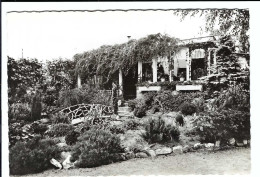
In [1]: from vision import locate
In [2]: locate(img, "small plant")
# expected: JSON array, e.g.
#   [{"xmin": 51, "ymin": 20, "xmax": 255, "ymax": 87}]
[
  {"xmin": 65, "ymin": 130, "xmax": 81, "ymax": 145},
  {"xmin": 180, "ymin": 102, "xmax": 197, "ymax": 115},
  {"xmin": 109, "ymin": 124, "xmax": 125, "ymax": 134},
  {"xmin": 134, "ymin": 105, "xmax": 147, "ymax": 118},
  {"xmin": 71, "ymin": 128, "xmax": 124, "ymax": 168},
  {"xmin": 141, "ymin": 117, "xmax": 180, "ymax": 144},
  {"xmin": 9, "ymin": 136, "xmax": 61, "ymax": 175},
  {"xmin": 123, "ymin": 119, "xmax": 142, "ymax": 130},
  {"xmin": 31, "ymin": 122, "xmax": 49, "ymax": 135},
  {"xmin": 50, "ymin": 112, "xmax": 70, "ymax": 124},
  {"xmin": 46, "ymin": 123, "xmax": 74, "ymax": 137},
  {"xmin": 9, "ymin": 103, "xmax": 31, "ymax": 122}
]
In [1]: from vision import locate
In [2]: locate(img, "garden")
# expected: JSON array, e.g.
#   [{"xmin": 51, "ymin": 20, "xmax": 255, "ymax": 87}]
[{"xmin": 8, "ymin": 34, "xmax": 250, "ymax": 176}]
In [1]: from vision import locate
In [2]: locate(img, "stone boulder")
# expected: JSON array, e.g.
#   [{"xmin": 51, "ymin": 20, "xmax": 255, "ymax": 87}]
[
  {"xmin": 62, "ymin": 154, "xmax": 75, "ymax": 169},
  {"xmin": 125, "ymin": 152, "xmax": 135, "ymax": 160},
  {"xmin": 182, "ymin": 145, "xmax": 191, "ymax": 153},
  {"xmin": 193, "ymin": 143, "xmax": 204, "ymax": 150},
  {"xmin": 50, "ymin": 158, "xmax": 62, "ymax": 169},
  {"xmin": 146, "ymin": 149, "xmax": 156, "ymax": 158},
  {"xmin": 172, "ymin": 145, "xmax": 183, "ymax": 155},
  {"xmin": 135, "ymin": 152, "xmax": 149, "ymax": 158},
  {"xmin": 155, "ymin": 147, "xmax": 172, "ymax": 155},
  {"xmin": 204, "ymin": 143, "xmax": 215, "ymax": 150},
  {"xmin": 228, "ymin": 138, "xmax": 236, "ymax": 146}
]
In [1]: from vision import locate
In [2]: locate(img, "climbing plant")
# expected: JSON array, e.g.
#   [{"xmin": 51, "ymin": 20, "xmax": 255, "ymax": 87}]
[{"xmin": 74, "ymin": 33, "xmax": 180, "ymax": 84}]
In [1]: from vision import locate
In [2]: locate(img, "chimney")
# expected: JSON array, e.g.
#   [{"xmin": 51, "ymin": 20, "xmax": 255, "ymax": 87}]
[{"xmin": 127, "ymin": 36, "xmax": 131, "ymax": 41}]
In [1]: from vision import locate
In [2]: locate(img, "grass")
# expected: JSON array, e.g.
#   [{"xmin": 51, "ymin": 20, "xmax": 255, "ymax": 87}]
[{"xmin": 11, "ymin": 147, "xmax": 250, "ymax": 176}]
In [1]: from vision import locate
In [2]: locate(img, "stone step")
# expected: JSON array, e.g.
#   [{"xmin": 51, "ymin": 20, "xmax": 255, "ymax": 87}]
[{"xmin": 118, "ymin": 106, "xmax": 131, "ymax": 112}]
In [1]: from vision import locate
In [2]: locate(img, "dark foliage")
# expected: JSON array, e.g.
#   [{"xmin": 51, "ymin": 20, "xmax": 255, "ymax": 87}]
[
  {"xmin": 65, "ymin": 130, "xmax": 81, "ymax": 145},
  {"xmin": 9, "ymin": 136, "xmax": 61, "ymax": 175},
  {"xmin": 141, "ymin": 117, "xmax": 180, "ymax": 144},
  {"xmin": 46, "ymin": 123, "xmax": 74, "ymax": 137},
  {"xmin": 71, "ymin": 128, "xmax": 124, "ymax": 168},
  {"xmin": 180, "ymin": 102, "xmax": 197, "ymax": 115}
]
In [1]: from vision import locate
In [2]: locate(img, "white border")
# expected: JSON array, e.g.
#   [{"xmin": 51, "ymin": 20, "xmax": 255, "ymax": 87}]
[{"xmin": 2, "ymin": 2, "xmax": 260, "ymax": 177}]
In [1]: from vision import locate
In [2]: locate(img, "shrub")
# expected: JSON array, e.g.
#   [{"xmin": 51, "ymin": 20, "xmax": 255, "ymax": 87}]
[
  {"xmin": 180, "ymin": 102, "xmax": 197, "ymax": 115},
  {"xmin": 127, "ymin": 99, "xmax": 138, "ymax": 111},
  {"xmin": 134, "ymin": 105, "xmax": 147, "ymax": 118},
  {"xmin": 46, "ymin": 123, "xmax": 74, "ymax": 137},
  {"xmin": 123, "ymin": 119, "xmax": 142, "ymax": 130},
  {"xmin": 65, "ymin": 130, "xmax": 81, "ymax": 145},
  {"xmin": 9, "ymin": 136, "xmax": 61, "ymax": 175},
  {"xmin": 192, "ymin": 110, "xmax": 250, "ymax": 144},
  {"xmin": 141, "ymin": 117, "xmax": 180, "ymax": 144},
  {"xmin": 71, "ymin": 128, "xmax": 124, "ymax": 168},
  {"xmin": 50, "ymin": 112, "xmax": 70, "ymax": 124},
  {"xmin": 58, "ymin": 88, "xmax": 85, "ymax": 107},
  {"xmin": 31, "ymin": 122, "xmax": 49, "ymax": 135},
  {"xmin": 154, "ymin": 91, "xmax": 206, "ymax": 112},
  {"xmin": 9, "ymin": 103, "xmax": 31, "ymax": 122},
  {"xmin": 109, "ymin": 124, "xmax": 125, "ymax": 134}
]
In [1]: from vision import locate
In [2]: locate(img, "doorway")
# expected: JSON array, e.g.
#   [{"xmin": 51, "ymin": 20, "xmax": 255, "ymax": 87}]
[
  {"xmin": 123, "ymin": 65, "xmax": 138, "ymax": 100},
  {"xmin": 191, "ymin": 58, "xmax": 205, "ymax": 80}
]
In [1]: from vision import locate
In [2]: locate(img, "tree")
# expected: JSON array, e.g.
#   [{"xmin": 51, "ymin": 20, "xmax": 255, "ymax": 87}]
[{"xmin": 174, "ymin": 9, "xmax": 249, "ymax": 53}]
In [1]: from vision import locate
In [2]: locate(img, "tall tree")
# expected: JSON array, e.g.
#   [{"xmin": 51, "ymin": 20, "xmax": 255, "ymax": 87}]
[{"xmin": 174, "ymin": 9, "xmax": 249, "ymax": 53}]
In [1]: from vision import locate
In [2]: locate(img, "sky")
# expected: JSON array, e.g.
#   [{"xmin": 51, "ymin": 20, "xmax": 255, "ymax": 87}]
[{"xmin": 6, "ymin": 10, "xmax": 207, "ymax": 61}]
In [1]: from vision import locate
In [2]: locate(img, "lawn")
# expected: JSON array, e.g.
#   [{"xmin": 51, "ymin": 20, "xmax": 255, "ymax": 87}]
[{"xmin": 12, "ymin": 147, "xmax": 250, "ymax": 176}]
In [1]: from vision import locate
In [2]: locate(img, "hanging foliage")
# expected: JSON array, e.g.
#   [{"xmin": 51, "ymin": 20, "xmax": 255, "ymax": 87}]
[{"xmin": 74, "ymin": 33, "xmax": 180, "ymax": 83}]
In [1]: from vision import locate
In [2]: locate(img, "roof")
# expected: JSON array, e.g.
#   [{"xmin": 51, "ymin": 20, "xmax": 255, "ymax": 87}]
[{"xmin": 178, "ymin": 36, "xmax": 217, "ymax": 46}]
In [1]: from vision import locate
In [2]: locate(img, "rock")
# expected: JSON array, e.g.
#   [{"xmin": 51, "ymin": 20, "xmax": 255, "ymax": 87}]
[
  {"xmin": 57, "ymin": 143, "xmax": 67, "ymax": 148},
  {"xmin": 243, "ymin": 140, "xmax": 248, "ymax": 145},
  {"xmin": 125, "ymin": 152, "xmax": 135, "ymax": 160},
  {"xmin": 60, "ymin": 151, "xmax": 71, "ymax": 161},
  {"xmin": 204, "ymin": 143, "xmax": 214, "ymax": 150},
  {"xmin": 182, "ymin": 145, "xmax": 191, "ymax": 153},
  {"xmin": 146, "ymin": 149, "xmax": 156, "ymax": 158},
  {"xmin": 172, "ymin": 145, "xmax": 183, "ymax": 154},
  {"xmin": 236, "ymin": 141, "xmax": 244, "ymax": 147},
  {"xmin": 229, "ymin": 138, "xmax": 236, "ymax": 146},
  {"xmin": 135, "ymin": 152, "xmax": 149, "ymax": 158},
  {"xmin": 114, "ymin": 153, "xmax": 126, "ymax": 161},
  {"xmin": 50, "ymin": 158, "xmax": 62, "ymax": 169},
  {"xmin": 155, "ymin": 147, "xmax": 172, "ymax": 155},
  {"xmin": 40, "ymin": 118, "xmax": 50, "ymax": 124},
  {"xmin": 215, "ymin": 140, "xmax": 221, "ymax": 148},
  {"xmin": 62, "ymin": 155, "xmax": 74, "ymax": 169},
  {"xmin": 193, "ymin": 143, "xmax": 204, "ymax": 150}
]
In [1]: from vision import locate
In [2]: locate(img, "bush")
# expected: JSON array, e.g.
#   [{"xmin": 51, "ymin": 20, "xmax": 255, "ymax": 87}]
[
  {"xmin": 58, "ymin": 88, "xmax": 85, "ymax": 108},
  {"xmin": 50, "ymin": 112, "xmax": 70, "ymax": 124},
  {"xmin": 123, "ymin": 119, "xmax": 142, "ymax": 130},
  {"xmin": 180, "ymin": 102, "xmax": 197, "ymax": 115},
  {"xmin": 65, "ymin": 130, "xmax": 81, "ymax": 145},
  {"xmin": 46, "ymin": 123, "xmax": 74, "ymax": 137},
  {"xmin": 127, "ymin": 99, "xmax": 138, "ymax": 111},
  {"xmin": 154, "ymin": 91, "xmax": 206, "ymax": 112},
  {"xmin": 141, "ymin": 117, "xmax": 180, "ymax": 144},
  {"xmin": 134, "ymin": 105, "xmax": 147, "ymax": 118},
  {"xmin": 31, "ymin": 122, "xmax": 49, "ymax": 135},
  {"xmin": 9, "ymin": 136, "xmax": 61, "ymax": 175},
  {"xmin": 71, "ymin": 128, "xmax": 124, "ymax": 168},
  {"xmin": 109, "ymin": 124, "xmax": 125, "ymax": 134},
  {"xmin": 192, "ymin": 110, "xmax": 250, "ymax": 144},
  {"xmin": 9, "ymin": 103, "xmax": 31, "ymax": 122}
]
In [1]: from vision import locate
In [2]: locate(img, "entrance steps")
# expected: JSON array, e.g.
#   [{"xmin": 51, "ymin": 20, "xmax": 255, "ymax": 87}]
[{"xmin": 118, "ymin": 106, "xmax": 133, "ymax": 117}]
